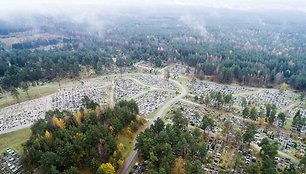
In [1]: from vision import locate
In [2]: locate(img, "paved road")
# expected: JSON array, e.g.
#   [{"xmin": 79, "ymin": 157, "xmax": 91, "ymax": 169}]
[{"xmin": 119, "ymin": 78, "xmax": 187, "ymax": 174}]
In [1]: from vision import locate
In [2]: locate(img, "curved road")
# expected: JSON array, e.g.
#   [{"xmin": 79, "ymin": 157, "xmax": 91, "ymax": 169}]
[{"xmin": 119, "ymin": 78, "xmax": 187, "ymax": 174}]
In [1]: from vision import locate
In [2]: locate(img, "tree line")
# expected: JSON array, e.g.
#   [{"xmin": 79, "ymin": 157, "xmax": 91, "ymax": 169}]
[{"xmin": 0, "ymin": 41, "xmax": 112, "ymax": 92}]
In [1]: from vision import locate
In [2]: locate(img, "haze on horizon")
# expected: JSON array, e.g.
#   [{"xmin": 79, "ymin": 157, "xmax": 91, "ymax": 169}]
[{"xmin": 1, "ymin": 0, "xmax": 306, "ymax": 13}]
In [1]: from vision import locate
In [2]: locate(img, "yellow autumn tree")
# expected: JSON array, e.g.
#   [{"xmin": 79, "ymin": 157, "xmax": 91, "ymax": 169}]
[
  {"xmin": 57, "ymin": 118, "xmax": 66, "ymax": 129},
  {"xmin": 108, "ymin": 125, "xmax": 114, "ymax": 134},
  {"xmin": 50, "ymin": 115, "xmax": 57, "ymax": 128},
  {"xmin": 83, "ymin": 108, "xmax": 88, "ymax": 115},
  {"xmin": 95, "ymin": 106, "xmax": 100, "ymax": 117},
  {"xmin": 73, "ymin": 111, "xmax": 82, "ymax": 125},
  {"xmin": 44, "ymin": 130, "xmax": 52, "ymax": 139},
  {"xmin": 126, "ymin": 126, "xmax": 133, "ymax": 138},
  {"xmin": 117, "ymin": 158, "xmax": 124, "ymax": 168},
  {"xmin": 258, "ymin": 117, "xmax": 266, "ymax": 125},
  {"xmin": 44, "ymin": 130, "xmax": 53, "ymax": 145},
  {"xmin": 112, "ymin": 150, "xmax": 117, "ymax": 158},
  {"xmin": 116, "ymin": 143, "xmax": 125, "ymax": 159},
  {"xmin": 136, "ymin": 115, "xmax": 141, "ymax": 122},
  {"xmin": 97, "ymin": 163, "xmax": 115, "ymax": 174},
  {"xmin": 278, "ymin": 82, "xmax": 289, "ymax": 93},
  {"xmin": 117, "ymin": 143, "xmax": 125, "ymax": 153},
  {"xmin": 52, "ymin": 116, "xmax": 66, "ymax": 129},
  {"xmin": 171, "ymin": 157, "xmax": 184, "ymax": 174}
]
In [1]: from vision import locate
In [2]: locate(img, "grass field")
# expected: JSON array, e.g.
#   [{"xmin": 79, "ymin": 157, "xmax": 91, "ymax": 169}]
[
  {"xmin": 176, "ymin": 77, "xmax": 189, "ymax": 93},
  {"xmin": 0, "ymin": 128, "xmax": 31, "ymax": 154},
  {"xmin": 117, "ymin": 134, "xmax": 134, "ymax": 158},
  {"xmin": 147, "ymin": 108, "xmax": 158, "ymax": 119},
  {"xmin": 0, "ymin": 78, "xmax": 80, "ymax": 109},
  {"xmin": 117, "ymin": 123, "xmax": 147, "ymax": 158},
  {"xmin": 0, "ymin": 85, "xmax": 59, "ymax": 109},
  {"xmin": 116, "ymin": 122, "xmax": 147, "ymax": 174},
  {"xmin": 284, "ymin": 118, "xmax": 293, "ymax": 130}
]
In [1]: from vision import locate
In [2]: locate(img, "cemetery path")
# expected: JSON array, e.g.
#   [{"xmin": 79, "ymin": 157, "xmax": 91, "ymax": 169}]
[
  {"xmin": 127, "ymin": 88, "xmax": 174, "ymax": 101},
  {"xmin": 110, "ymin": 80, "xmax": 115, "ymax": 107},
  {"xmin": 251, "ymin": 143, "xmax": 299, "ymax": 164},
  {"xmin": 232, "ymin": 88, "xmax": 265, "ymax": 97},
  {"xmin": 134, "ymin": 62, "xmax": 158, "ymax": 72},
  {"xmin": 159, "ymin": 64, "xmax": 175, "ymax": 73},
  {"xmin": 128, "ymin": 76, "xmax": 177, "ymax": 92},
  {"xmin": 134, "ymin": 62, "xmax": 170, "ymax": 73},
  {"xmin": 128, "ymin": 77, "xmax": 159, "ymax": 90},
  {"xmin": 119, "ymin": 78, "xmax": 187, "ymax": 174},
  {"xmin": 128, "ymin": 90, "xmax": 151, "ymax": 100},
  {"xmin": 279, "ymin": 101, "xmax": 301, "ymax": 114},
  {"xmin": 180, "ymin": 99, "xmax": 201, "ymax": 106}
]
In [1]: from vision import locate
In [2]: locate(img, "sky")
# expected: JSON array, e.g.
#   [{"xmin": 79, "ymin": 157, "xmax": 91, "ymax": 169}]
[
  {"xmin": 0, "ymin": 0, "xmax": 304, "ymax": 36},
  {"xmin": 1, "ymin": 0, "xmax": 306, "ymax": 9},
  {"xmin": 0, "ymin": 0, "xmax": 305, "ymax": 16}
]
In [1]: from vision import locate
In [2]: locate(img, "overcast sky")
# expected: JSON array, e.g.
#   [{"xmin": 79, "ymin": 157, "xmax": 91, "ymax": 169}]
[
  {"xmin": 0, "ymin": 0, "xmax": 305, "ymax": 15},
  {"xmin": 1, "ymin": 0, "xmax": 306, "ymax": 8}
]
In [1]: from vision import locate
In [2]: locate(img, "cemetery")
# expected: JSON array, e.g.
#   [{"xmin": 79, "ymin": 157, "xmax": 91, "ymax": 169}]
[
  {"xmin": 0, "ymin": 149, "xmax": 23, "ymax": 174},
  {"xmin": 0, "ymin": 65, "xmax": 305, "ymax": 173},
  {"xmin": 115, "ymin": 78, "xmax": 147, "ymax": 100}
]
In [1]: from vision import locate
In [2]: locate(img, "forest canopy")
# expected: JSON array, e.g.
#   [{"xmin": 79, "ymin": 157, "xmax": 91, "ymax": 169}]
[{"xmin": 21, "ymin": 98, "xmax": 143, "ymax": 174}]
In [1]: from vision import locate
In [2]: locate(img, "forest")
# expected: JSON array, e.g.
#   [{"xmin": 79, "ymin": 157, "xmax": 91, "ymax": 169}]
[
  {"xmin": 136, "ymin": 110, "xmax": 207, "ymax": 174},
  {"xmin": 1, "ymin": 8, "xmax": 306, "ymax": 93},
  {"xmin": 21, "ymin": 98, "xmax": 144, "ymax": 174},
  {"xmin": 0, "ymin": 39, "xmax": 113, "ymax": 90}
]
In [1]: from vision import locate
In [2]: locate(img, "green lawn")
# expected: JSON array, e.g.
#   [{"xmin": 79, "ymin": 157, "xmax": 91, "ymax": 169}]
[
  {"xmin": 289, "ymin": 148, "xmax": 296, "ymax": 157},
  {"xmin": 147, "ymin": 106, "xmax": 169, "ymax": 119},
  {"xmin": 0, "ymin": 85, "xmax": 59, "ymax": 109},
  {"xmin": 284, "ymin": 118, "xmax": 293, "ymax": 130},
  {"xmin": 147, "ymin": 108, "xmax": 159, "ymax": 119},
  {"xmin": 176, "ymin": 77, "xmax": 189, "ymax": 93},
  {"xmin": 117, "ymin": 123, "xmax": 147, "ymax": 159},
  {"xmin": 0, "ymin": 128, "xmax": 31, "ymax": 154},
  {"xmin": 117, "ymin": 134, "xmax": 134, "ymax": 158},
  {"xmin": 0, "ymin": 78, "xmax": 81, "ymax": 109}
]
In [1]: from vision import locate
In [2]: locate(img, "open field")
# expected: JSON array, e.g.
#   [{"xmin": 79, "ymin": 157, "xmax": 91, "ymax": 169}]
[
  {"xmin": 0, "ymin": 33, "xmax": 64, "ymax": 46},
  {"xmin": 0, "ymin": 85, "xmax": 59, "ymax": 109},
  {"xmin": 117, "ymin": 134, "xmax": 134, "ymax": 159},
  {"xmin": 176, "ymin": 77, "xmax": 189, "ymax": 93},
  {"xmin": 284, "ymin": 118, "xmax": 293, "ymax": 130},
  {"xmin": 0, "ymin": 77, "xmax": 82, "ymax": 109},
  {"xmin": 0, "ymin": 128, "xmax": 31, "ymax": 154}
]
